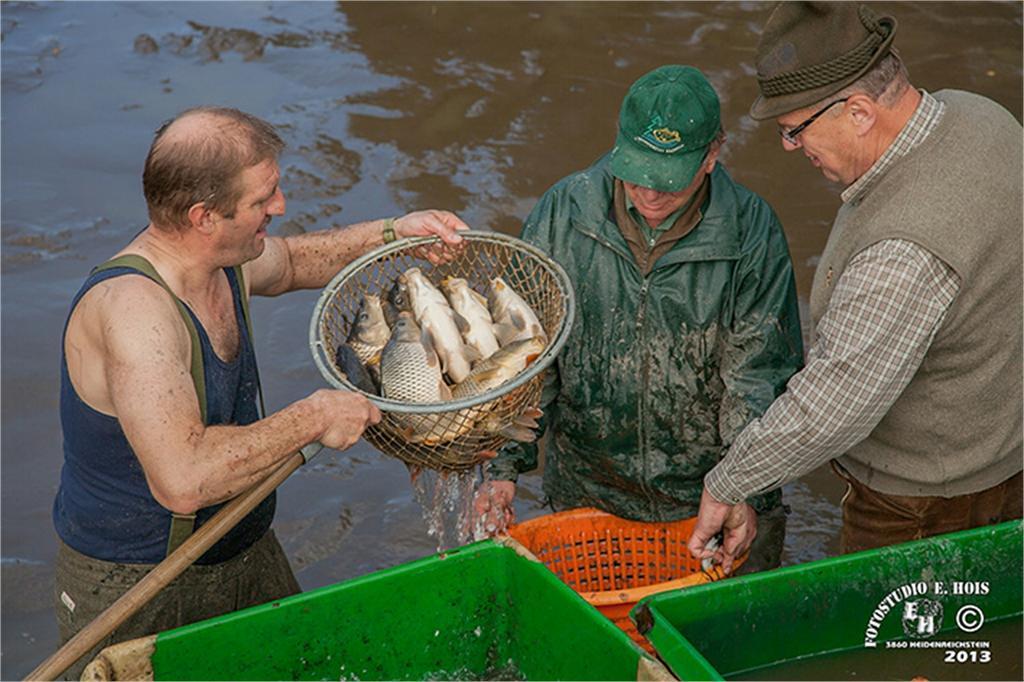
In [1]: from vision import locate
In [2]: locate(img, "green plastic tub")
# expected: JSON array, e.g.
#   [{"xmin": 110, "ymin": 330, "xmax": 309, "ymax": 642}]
[
  {"xmin": 85, "ymin": 538, "xmax": 672, "ymax": 681},
  {"xmin": 632, "ymin": 521, "xmax": 1023, "ymax": 681}
]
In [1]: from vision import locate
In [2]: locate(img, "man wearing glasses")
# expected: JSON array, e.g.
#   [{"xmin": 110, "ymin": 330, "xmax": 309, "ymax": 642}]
[
  {"xmin": 690, "ymin": 2, "xmax": 1022, "ymax": 571},
  {"xmin": 476, "ymin": 65, "xmax": 804, "ymax": 576}
]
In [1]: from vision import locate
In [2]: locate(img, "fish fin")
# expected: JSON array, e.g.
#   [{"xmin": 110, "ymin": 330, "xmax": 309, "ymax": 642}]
[
  {"xmin": 513, "ymin": 414, "xmax": 539, "ymax": 430},
  {"xmin": 367, "ymin": 366, "xmax": 382, "ymax": 393},
  {"xmin": 520, "ymin": 407, "xmax": 544, "ymax": 420},
  {"xmin": 420, "ymin": 329, "xmax": 440, "ymax": 368},
  {"xmin": 400, "ymin": 426, "xmax": 419, "ymax": 443},
  {"xmin": 499, "ymin": 424, "xmax": 536, "ymax": 443},
  {"xmin": 524, "ymin": 352, "xmax": 541, "ymax": 366},
  {"xmin": 469, "ymin": 288, "xmax": 489, "ymax": 309},
  {"xmin": 452, "ymin": 310, "xmax": 471, "ymax": 335},
  {"xmin": 463, "ymin": 344, "xmax": 482, "ymax": 363},
  {"xmin": 468, "ymin": 366, "xmax": 504, "ymax": 385},
  {"xmin": 493, "ymin": 322, "xmax": 516, "ymax": 343},
  {"xmin": 510, "ymin": 310, "xmax": 528, "ymax": 331}
]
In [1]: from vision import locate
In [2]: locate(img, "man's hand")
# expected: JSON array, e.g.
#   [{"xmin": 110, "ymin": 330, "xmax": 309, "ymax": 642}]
[
  {"xmin": 394, "ymin": 210, "xmax": 469, "ymax": 265},
  {"xmin": 472, "ymin": 480, "xmax": 516, "ymax": 538},
  {"xmin": 688, "ymin": 487, "xmax": 758, "ymax": 574},
  {"xmin": 313, "ymin": 389, "xmax": 381, "ymax": 451},
  {"xmin": 719, "ymin": 501, "xmax": 758, "ymax": 573}
]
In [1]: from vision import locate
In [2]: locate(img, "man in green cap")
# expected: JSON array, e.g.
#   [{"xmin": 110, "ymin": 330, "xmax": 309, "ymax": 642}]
[
  {"xmin": 475, "ymin": 64, "xmax": 804, "ymax": 573},
  {"xmin": 690, "ymin": 2, "xmax": 1022, "ymax": 570}
]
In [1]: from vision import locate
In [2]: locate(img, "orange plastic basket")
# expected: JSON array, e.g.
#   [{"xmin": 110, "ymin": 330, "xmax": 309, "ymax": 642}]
[{"xmin": 506, "ymin": 507, "xmax": 744, "ymax": 652}]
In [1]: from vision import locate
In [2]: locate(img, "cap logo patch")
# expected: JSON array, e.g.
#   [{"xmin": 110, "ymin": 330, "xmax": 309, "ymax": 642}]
[{"xmin": 636, "ymin": 115, "xmax": 685, "ymax": 153}]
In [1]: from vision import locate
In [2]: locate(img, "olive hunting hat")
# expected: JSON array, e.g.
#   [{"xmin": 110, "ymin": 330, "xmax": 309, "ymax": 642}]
[
  {"xmin": 609, "ymin": 65, "xmax": 721, "ymax": 192},
  {"xmin": 750, "ymin": 1, "xmax": 897, "ymax": 120}
]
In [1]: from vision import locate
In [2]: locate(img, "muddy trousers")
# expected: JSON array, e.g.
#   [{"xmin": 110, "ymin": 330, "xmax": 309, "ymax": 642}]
[
  {"xmin": 833, "ymin": 463, "xmax": 1023, "ymax": 555},
  {"xmin": 53, "ymin": 529, "xmax": 299, "ymax": 681}
]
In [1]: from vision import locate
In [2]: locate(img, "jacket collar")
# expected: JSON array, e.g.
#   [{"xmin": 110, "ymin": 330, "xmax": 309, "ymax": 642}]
[{"xmin": 567, "ymin": 156, "xmax": 744, "ymax": 270}]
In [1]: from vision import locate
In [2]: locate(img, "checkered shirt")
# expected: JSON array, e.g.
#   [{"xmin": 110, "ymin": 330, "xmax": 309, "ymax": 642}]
[
  {"xmin": 705, "ymin": 91, "xmax": 961, "ymax": 505},
  {"xmin": 842, "ymin": 91, "xmax": 945, "ymax": 203}
]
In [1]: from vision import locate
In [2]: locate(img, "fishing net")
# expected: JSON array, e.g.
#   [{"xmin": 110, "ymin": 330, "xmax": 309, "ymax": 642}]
[{"xmin": 310, "ymin": 231, "xmax": 575, "ymax": 472}]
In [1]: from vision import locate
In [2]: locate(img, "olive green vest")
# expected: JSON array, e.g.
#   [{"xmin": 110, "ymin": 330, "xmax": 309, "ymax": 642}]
[{"xmin": 810, "ymin": 90, "xmax": 1023, "ymax": 497}]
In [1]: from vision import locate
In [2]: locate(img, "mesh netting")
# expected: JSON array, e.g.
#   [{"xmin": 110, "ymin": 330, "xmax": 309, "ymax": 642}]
[{"xmin": 309, "ymin": 231, "xmax": 574, "ymax": 472}]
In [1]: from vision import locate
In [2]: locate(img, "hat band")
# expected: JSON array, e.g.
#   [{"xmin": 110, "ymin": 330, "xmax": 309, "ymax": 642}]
[{"xmin": 758, "ymin": 10, "xmax": 893, "ymax": 98}]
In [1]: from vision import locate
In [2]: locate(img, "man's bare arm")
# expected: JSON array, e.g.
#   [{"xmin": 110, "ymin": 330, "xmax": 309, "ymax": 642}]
[
  {"xmin": 101, "ymin": 278, "xmax": 378, "ymax": 514},
  {"xmin": 246, "ymin": 210, "xmax": 468, "ymax": 297}
]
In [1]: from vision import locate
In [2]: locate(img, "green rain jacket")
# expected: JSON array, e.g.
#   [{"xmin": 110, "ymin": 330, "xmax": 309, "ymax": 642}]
[{"xmin": 491, "ymin": 154, "xmax": 804, "ymax": 521}]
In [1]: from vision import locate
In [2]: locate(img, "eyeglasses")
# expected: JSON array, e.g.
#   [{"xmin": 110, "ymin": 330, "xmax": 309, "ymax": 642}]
[{"xmin": 778, "ymin": 97, "xmax": 850, "ymax": 145}]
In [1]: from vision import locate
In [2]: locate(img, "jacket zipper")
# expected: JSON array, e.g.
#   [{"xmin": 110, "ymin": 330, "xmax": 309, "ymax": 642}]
[
  {"xmin": 635, "ymin": 275, "xmax": 656, "ymax": 513},
  {"xmin": 578, "ymin": 222, "xmax": 662, "ymax": 513}
]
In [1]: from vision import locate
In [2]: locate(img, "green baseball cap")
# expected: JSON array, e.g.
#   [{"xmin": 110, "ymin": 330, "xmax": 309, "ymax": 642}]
[{"xmin": 609, "ymin": 65, "xmax": 721, "ymax": 192}]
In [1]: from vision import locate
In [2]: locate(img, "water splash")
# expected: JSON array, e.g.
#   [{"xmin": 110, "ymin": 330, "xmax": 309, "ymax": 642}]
[
  {"xmin": 409, "ymin": 465, "xmax": 479, "ymax": 552},
  {"xmin": 408, "ymin": 464, "xmax": 517, "ymax": 550}
]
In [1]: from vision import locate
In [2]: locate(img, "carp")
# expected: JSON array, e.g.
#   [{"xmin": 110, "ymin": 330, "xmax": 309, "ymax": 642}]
[
  {"xmin": 379, "ymin": 312, "xmax": 452, "ymax": 442},
  {"xmin": 385, "ymin": 274, "xmax": 412, "ymax": 327},
  {"xmin": 441, "ymin": 276, "xmax": 501, "ymax": 361},
  {"xmin": 346, "ymin": 294, "xmax": 390, "ymax": 383},
  {"xmin": 333, "ymin": 343, "xmax": 379, "ymax": 395},
  {"xmin": 418, "ymin": 336, "xmax": 547, "ymax": 446},
  {"xmin": 403, "ymin": 267, "xmax": 477, "ymax": 383},
  {"xmin": 488, "ymin": 277, "xmax": 546, "ymax": 346},
  {"xmin": 452, "ymin": 336, "xmax": 547, "ymax": 402}
]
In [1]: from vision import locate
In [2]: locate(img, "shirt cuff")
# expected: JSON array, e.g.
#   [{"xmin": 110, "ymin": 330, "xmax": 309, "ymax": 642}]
[{"xmin": 704, "ymin": 462, "xmax": 750, "ymax": 506}]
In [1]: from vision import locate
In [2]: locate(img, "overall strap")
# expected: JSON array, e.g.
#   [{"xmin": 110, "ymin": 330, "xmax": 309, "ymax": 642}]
[
  {"xmin": 231, "ymin": 264, "xmax": 266, "ymax": 419},
  {"xmin": 93, "ymin": 255, "xmax": 208, "ymax": 422},
  {"xmin": 91, "ymin": 254, "xmax": 205, "ymax": 556}
]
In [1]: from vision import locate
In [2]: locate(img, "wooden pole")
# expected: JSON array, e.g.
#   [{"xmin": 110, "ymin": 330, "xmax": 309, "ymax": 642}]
[{"xmin": 26, "ymin": 451, "xmax": 306, "ymax": 681}]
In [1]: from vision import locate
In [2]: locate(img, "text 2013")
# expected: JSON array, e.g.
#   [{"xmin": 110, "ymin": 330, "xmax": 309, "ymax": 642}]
[{"xmin": 944, "ymin": 650, "xmax": 991, "ymax": 663}]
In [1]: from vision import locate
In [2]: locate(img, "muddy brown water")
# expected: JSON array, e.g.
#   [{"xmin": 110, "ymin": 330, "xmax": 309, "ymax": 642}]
[{"xmin": 2, "ymin": 2, "xmax": 1020, "ymax": 678}]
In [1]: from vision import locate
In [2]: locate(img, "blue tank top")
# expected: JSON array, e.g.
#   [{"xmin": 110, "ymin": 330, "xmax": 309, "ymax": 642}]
[{"xmin": 53, "ymin": 264, "xmax": 275, "ymax": 564}]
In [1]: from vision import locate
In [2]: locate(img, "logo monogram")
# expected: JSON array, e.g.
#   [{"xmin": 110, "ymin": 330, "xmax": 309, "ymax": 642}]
[
  {"xmin": 902, "ymin": 599, "xmax": 943, "ymax": 639},
  {"xmin": 651, "ymin": 127, "xmax": 681, "ymax": 145},
  {"xmin": 636, "ymin": 115, "xmax": 685, "ymax": 153}
]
